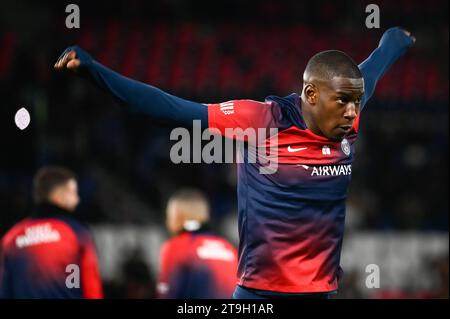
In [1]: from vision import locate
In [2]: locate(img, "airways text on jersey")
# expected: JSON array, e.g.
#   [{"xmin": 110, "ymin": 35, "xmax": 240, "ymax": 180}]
[{"xmin": 298, "ymin": 164, "xmax": 352, "ymax": 176}]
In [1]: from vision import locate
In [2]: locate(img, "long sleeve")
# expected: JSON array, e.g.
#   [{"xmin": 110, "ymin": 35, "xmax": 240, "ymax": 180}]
[
  {"xmin": 358, "ymin": 27, "xmax": 415, "ymax": 109},
  {"xmin": 59, "ymin": 27, "xmax": 413, "ymax": 129},
  {"xmin": 59, "ymin": 46, "xmax": 208, "ymax": 129}
]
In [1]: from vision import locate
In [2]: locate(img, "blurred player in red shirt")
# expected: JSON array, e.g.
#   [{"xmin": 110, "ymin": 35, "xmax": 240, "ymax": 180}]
[
  {"xmin": 0, "ymin": 166, "xmax": 103, "ymax": 299},
  {"xmin": 157, "ymin": 189, "xmax": 238, "ymax": 299}
]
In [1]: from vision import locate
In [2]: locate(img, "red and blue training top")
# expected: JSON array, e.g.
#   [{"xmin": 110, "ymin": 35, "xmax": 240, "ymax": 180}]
[
  {"xmin": 157, "ymin": 227, "xmax": 238, "ymax": 298},
  {"xmin": 0, "ymin": 204, "xmax": 103, "ymax": 299},
  {"xmin": 208, "ymin": 94, "xmax": 360, "ymax": 293}
]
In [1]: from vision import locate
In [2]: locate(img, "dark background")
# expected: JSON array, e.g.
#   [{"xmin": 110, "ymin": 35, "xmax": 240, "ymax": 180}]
[{"xmin": 0, "ymin": 0, "xmax": 448, "ymax": 298}]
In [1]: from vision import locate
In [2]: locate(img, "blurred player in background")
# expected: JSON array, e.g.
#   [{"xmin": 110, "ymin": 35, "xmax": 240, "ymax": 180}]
[
  {"xmin": 0, "ymin": 166, "xmax": 103, "ymax": 298},
  {"xmin": 54, "ymin": 27, "xmax": 414, "ymax": 298},
  {"xmin": 157, "ymin": 189, "xmax": 237, "ymax": 299}
]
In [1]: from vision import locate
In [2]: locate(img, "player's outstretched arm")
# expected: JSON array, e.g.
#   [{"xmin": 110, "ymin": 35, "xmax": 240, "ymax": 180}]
[
  {"xmin": 358, "ymin": 27, "xmax": 415, "ymax": 108},
  {"xmin": 54, "ymin": 46, "xmax": 208, "ymax": 128}
]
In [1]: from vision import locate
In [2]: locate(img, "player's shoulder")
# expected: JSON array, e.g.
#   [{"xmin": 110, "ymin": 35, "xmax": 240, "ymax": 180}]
[
  {"xmin": 265, "ymin": 93, "xmax": 306, "ymax": 128},
  {"xmin": 163, "ymin": 232, "xmax": 191, "ymax": 248},
  {"xmin": 1, "ymin": 218, "xmax": 31, "ymax": 247},
  {"xmin": 59, "ymin": 217, "xmax": 96, "ymax": 247},
  {"xmin": 208, "ymin": 98, "xmax": 271, "ymax": 110},
  {"xmin": 54, "ymin": 215, "xmax": 90, "ymax": 235},
  {"xmin": 160, "ymin": 232, "xmax": 194, "ymax": 259},
  {"xmin": 265, "ymin": 92, "xmax": 299, "ymax": 103},
  {"xmin": 2, "ymin": 216, "xmax": 89, "ymax": 249},
  {"xmin": 195, "ymin": 233, "xmax": 237, "ymax": 250},
  {"xmin": 236, "ymin": 99, "xmax": 269, "ymax": 106}
]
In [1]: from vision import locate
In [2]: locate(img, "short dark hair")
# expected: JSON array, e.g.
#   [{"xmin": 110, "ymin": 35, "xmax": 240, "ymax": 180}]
[
  {"xmin": 33, "ymin": 166, "xmax": 76, "ymax": 204},
  {"xmin": 304, "ymin": 50, "xmax": 362, "ymax": 81}
]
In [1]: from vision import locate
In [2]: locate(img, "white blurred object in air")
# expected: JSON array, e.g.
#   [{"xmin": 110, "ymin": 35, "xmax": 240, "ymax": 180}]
[{"xmin": 14, "ymin": 107, "xmax": 31, "ymax": 130}]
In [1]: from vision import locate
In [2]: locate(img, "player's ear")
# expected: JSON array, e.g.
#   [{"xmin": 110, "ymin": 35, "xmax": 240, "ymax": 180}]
[{"xmin": 303, "ymin": 83, "xmax": 318, "ymax": 104}]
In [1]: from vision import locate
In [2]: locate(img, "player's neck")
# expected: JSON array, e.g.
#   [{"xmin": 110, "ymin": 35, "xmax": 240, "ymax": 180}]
[{"xmin": 300, "ymin": 100, "xmax": 322, "ymax": 136}]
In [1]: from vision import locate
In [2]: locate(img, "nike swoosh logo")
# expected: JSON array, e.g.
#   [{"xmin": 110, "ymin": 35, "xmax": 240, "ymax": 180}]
[{"xmin": 287, "ymin": 146, "xmax": 308, "ymax": 153}]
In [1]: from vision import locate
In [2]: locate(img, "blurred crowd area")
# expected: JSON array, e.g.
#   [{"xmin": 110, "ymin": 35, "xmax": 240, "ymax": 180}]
[{"xmin": 0, "ymin": 0, "xmax": 448, "ymax": 298}]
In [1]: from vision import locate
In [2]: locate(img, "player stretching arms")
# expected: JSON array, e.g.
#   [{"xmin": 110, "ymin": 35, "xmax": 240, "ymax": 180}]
[{"xmin": 54, "ymin": 27, "xmax": 415, "ymax": 298}]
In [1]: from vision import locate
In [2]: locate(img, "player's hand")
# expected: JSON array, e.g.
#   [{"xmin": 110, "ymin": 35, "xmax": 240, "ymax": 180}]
[
  {"xmin": 54, "ymin": 50, "xmax": 80, "ymax": 71},
  {"xmin": 54, "ymin": 46, "xmax": 92, "ymax": 72},
  {"xmin": 379, "ymin": 27, "xmax": 416, "ymax": 50},
  {"xmin": 401, "ymin": 29, "xmax": 416, "ymax": 44}
]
